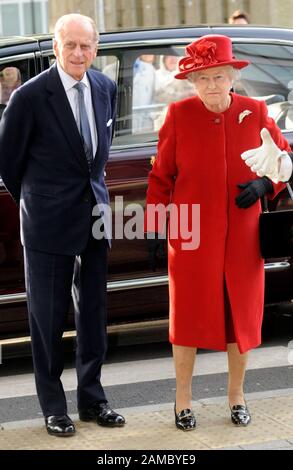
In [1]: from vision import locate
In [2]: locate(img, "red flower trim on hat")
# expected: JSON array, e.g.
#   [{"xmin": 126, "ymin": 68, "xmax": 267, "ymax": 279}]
[{"xmin": 179, "ymin": 40, "xmax": 218, "ymax": 73}]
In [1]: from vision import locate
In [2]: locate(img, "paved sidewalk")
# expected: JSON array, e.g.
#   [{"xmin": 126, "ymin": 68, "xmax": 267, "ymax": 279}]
[{"xmin": 0, "ymin": 389, "xmax": 293, "ymax": 450}]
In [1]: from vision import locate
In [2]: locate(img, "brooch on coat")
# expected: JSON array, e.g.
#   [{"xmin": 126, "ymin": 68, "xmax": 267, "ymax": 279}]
[{"xmin": 238, "ymin": 109, "xmax": 252, "ymax": 124}]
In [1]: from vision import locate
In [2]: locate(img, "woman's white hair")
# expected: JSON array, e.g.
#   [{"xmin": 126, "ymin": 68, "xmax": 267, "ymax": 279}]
[
  {"xmin": 187, "ymin": 66, "xmax": 241, "ymax": 86},
  {"xmin": 54, "ymin": 13, "xmax": 99, "ymax": 44}
]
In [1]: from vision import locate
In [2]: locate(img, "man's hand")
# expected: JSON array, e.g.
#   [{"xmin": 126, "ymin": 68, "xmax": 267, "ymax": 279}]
[
  {"xmin": 235, "ymin": 177, "xmax": 273, "ymax": 209},
  {"xmin": 241, "ymin": 128, "xmax": 288, "ymax": 183}
]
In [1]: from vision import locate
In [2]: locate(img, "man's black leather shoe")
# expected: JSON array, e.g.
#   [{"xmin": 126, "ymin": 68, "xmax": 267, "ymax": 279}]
[
  {"xmin": 45, "ymin": 414, "xmax": 76, "ymax": 437},
  {"xmin": 79, "ymin": 401, "xmax": 125, "ymax": 427}
]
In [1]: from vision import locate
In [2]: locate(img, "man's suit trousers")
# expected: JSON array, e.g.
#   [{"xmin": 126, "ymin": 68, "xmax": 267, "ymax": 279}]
[{"xmin": 24, "ymin": 236, "xmax": 108, "ymax": 416}]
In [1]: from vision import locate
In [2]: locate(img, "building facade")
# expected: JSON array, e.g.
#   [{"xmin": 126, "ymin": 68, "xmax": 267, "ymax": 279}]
[
  {"xmin": 1, "ymin": 0, "xmax": 293, "ymax": 37},
  {"xmin": 0, "ymin": 0, "xmax": 48, "ymax": 36}
]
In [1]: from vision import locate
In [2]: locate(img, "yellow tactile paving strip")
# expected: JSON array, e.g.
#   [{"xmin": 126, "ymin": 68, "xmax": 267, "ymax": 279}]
[{"xmin": 0, "ymin": 395, "xmax": 293, "ymax": 450}]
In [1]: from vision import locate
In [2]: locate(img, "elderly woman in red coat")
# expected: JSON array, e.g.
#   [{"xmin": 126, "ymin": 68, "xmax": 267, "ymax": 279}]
[{"xmin": 145, "ymin": 35, "xmax": 289, "ymax": 431}]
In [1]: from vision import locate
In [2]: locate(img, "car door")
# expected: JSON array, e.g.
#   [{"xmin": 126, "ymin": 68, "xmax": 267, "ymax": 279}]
[
  {"xmin": 40, "ymin": 33, "xmax": 293, "ymax": 321},
  {"xmin": 94, "ymin": 43, "xmax": 196, "ymax": 322},
  {"xmin": 228, "ymin": 38, "xmax": 293, "ymax": 304},
  {"xmin": 38, "ymin": 40, "xmax": 196, "ymax": 323},
  {"xmin": 0, "ymin": 41, "xmax": 41, "ymax": 337}
]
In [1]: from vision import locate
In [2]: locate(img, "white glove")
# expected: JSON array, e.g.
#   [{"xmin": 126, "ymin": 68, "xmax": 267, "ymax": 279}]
[{"xmin": 241, "ymin": 128, "xmax": 287, "ymax": 183}]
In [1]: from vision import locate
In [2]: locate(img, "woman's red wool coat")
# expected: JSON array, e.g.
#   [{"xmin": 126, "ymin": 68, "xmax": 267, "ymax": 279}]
[{"xmin": 145, "ymin": 93, "xmax": 289, "ymax": 353}]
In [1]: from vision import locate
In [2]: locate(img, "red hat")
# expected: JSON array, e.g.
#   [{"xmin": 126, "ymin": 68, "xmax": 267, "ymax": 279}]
[{"xmin": 175, "ymin": 34, "xmax": 250, "ymax": 80}]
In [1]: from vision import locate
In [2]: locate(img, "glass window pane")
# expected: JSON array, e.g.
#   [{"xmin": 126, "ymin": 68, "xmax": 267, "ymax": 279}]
[
  {"xmin": 93, "ymin": 55, "xmax": 119, "ymax": 82},
  {"xmin": 0, "ymin": 66, "xmax": 22, "ymax": 105},
  {"xmin": 23, "ymin": 3, "xmax": 33, "ymax": 34},
  {"xmin": 112, "ymin": 46, "xmax": 194, "ymax": 147},
  {"xmin": 33, "ymin": 2, "xmax": 43, "ymax": 33},
  {"xmin": 2, "ymin": 4, "xmax": 20, "ymax": 35},
  {"xmin": 0, "ymin": 59, "xmax": 31, "ymax": 121},
  {"xmin": 234, "ymin": 43, "xmax": 293, "ymax": 131},
  {"xmin": 43, "ymin": 0, "xmax": 49, "ymax": 33},
  {"xmin": 24, "ymin": 2, "xmax": 43, "ymax": 34},
  {"xmin": 132, "ymin": 52, "xmax": 194, "ymax": 136}
]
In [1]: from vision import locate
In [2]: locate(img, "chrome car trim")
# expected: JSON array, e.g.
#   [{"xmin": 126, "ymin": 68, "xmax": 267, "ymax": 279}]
[
  {"xmin": 0, "ymin": 263, "xmax": 290, "ymax": 306},
  {"xmin": 264, "ymin": 261, "xmax": 291, "ymax": 272},
  {"xmin": 99, "ymin": 39, "xmax": 194, "ymax": 49},
  {"xmin": 0, "ymin": 53, "xmax": 36, "ymax": 64},
  {"xmin": 99, "ymin": 37, "xmax": 293, "ymax": 49},
  {"xmin": 38, "ymin": 36, "xmax": 293, "ymax": 54},
  {"xmin": 232, "ymin": 37, "xmax": 293, "ymax": 46},
  {"xmin": 0, "ymin": 275, "xmax": 169, "ymax": 305},
  {"xmin": 0, "ymin": 293, "xmax": 26, "ymax": 304},
  {"xmin": 108, "ymin": 275, "xmax": 169, "ymax": 291},
  {"xmin": 111, "ymin": 142, "xmax": 157, "ymax": 152}
]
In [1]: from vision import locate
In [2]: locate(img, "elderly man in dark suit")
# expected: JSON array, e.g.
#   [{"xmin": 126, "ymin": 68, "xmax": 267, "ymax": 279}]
[{"xmin": 0, "ymin": 13, "xmax": 125, "ymax": 437}]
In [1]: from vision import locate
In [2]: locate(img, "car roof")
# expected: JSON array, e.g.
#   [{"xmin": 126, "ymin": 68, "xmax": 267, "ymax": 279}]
[
  {"xmin": 0, "ymin": 36, "xmax": 38, "ymax": 47},
  {"xmin": 1, "ymin": 25, "xmax": 293, "ymax": 56},
  {"xmin": 98, "ymin": 25, "xmax": 293, "ymax": 42},
  {"xmin": 0, "ymin": 35, "xmax": 39, "ymax": 57},
  {"xmin": 38, "ymin": 25, "xmax": 293, "ymax": 50}
]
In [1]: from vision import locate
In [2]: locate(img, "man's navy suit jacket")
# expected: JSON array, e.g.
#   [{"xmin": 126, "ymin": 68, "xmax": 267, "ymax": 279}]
[{"xmin": 0, "ymin": 63, "xmax": 117, "ymax": 255}]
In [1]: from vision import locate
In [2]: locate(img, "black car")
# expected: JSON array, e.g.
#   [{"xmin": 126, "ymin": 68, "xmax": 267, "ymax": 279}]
[{"xmin": 0, "ymin": 25, "xmax": 293, "ymax": 344}]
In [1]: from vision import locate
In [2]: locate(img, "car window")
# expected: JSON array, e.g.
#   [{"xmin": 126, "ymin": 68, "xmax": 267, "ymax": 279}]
[
  {"xmin": 115, "ymin": 41, "xmax": 293, "ymax": 146},
  {"xmin": 131, "ymin": 53, "xmax": 194, "ymax": 135},
  {"xmin": 233, "ymin": 42, "xmax": 293, "ymax": 131},
  {"xmin": 0, "ymin": 66, "xmax": 21, "ymax": 104},
  {"xmin": 97, "ymin": 55, "xmax": 119, "ymax": 82},
  {"xmin": 0, "ymin": 58, "xmax": 33, "ymax": 120},
  {"xmin": 44, "ymin": 48, "xmax": 192, "ymax": 148},
  {"xmin": 113, "ymin": 46, "xmax": 194, "ymax": 147},
  {"xmin": 44, "ymin": 40, "xmax": 293, "ymax": 147}
]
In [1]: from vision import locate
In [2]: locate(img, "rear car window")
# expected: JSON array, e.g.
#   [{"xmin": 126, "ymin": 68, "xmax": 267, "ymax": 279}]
[{"xmin": 233, "ymin": 42, "xmax": 293, "ymax": 131}]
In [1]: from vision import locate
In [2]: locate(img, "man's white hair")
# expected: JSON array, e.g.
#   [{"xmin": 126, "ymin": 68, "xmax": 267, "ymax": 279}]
[{"xmin": 54, "ymin": 13, "xmax": 99, "ymax": 43}]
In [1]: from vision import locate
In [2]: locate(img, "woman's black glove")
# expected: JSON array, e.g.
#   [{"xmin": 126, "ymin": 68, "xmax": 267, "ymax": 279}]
[
  {"xmin": 235, "ymin": 177, "xmax": 273, "ymax": 209},
  {"xmin": 146, "ymin": 233, "xmax": 166, "ymax": 271}
]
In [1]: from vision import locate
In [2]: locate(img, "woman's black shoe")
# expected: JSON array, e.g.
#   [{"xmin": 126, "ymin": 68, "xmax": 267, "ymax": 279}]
[
  {"xmin": 174, "ymin": 404, "xmax": 196, "ymax": 431},
  {"xmin": 230, "ymin": 404, "xmax": 251, "ymax": 426}
]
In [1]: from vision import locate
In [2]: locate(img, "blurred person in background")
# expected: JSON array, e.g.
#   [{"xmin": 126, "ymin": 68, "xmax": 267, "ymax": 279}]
[
  {"xmin": 153, "ymin": 54, "xmax": 194, "ymax": 130},
  {"xmin": 0, "ymin": 66, "xmax": 21, "ymax": 104},
  {"xmin": 228, "ymin": 9, "xmax": 250, "ymax": 25},
  {"xmin": 154, "ymin": 55, "xmax": 194, "ymax": 104},
  {"xmin": 132, "ymin": 54, "xmax": 156, "ymax": 133}
]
